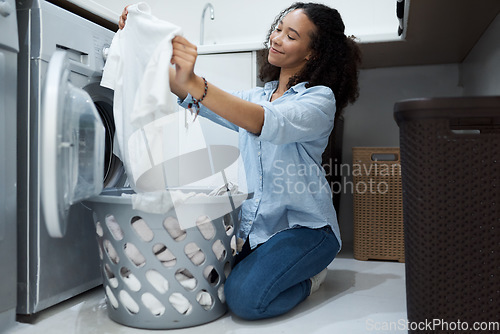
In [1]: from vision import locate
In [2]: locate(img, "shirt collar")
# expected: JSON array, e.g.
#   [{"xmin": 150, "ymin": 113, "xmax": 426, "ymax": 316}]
[{"xmin": 263, "ymin": 80, "xmax": 308, "ymax": 96}]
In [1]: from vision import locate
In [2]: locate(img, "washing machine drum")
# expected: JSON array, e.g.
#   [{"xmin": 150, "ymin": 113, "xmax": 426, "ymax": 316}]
[
  {"xmin": 41, "ymin": 50, "xmax": 105, "ymax": 238},
  {"xmin": 94, "ymin": 101, "xmax": 124, "ymax": 188}
]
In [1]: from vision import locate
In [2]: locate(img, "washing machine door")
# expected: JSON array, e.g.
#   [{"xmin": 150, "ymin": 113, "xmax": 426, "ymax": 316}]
[{"xmin": 41, "ymin": 50, "xmax": 105, "ymax": 238}]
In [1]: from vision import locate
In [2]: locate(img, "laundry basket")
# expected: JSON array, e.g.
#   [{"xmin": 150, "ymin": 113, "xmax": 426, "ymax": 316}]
[
  {"xmin": 395, "ymin": 96, "xmax": 500, "ymax": 333},
  {"xmin": 86, "ymin": 188, "xmax": 247, "ymax": 329},
  {"xmin": 352, "ymin": 147, "xmax": 404, "ymax": 262}
]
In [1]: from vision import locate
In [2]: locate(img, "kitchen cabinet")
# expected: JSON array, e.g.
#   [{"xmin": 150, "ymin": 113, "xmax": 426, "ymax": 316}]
[
  {"xmin": 194, "ymin": 51, "xmax": 257, "ymax": 147},
  {"xmin": 196, "ymin": 51, "xmax": 257, "ymax": 91},
  {"xmin": 178, "ymin": 51, "xmax": 257, "ymax": 189}
]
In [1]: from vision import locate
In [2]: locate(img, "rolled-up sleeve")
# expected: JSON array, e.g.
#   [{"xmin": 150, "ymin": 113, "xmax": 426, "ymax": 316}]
[{"xmin": 258, "ymin": 86, "xmax": 336, "ymax": 145}]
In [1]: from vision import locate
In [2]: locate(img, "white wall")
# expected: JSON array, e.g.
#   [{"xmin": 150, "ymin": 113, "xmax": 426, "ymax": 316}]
[
  {"xmin": 339, "ymin": 63, "xmax": 463, "ymax": 251},
  {"xmin": 461, "ymin": 13, "xmax": 500, "ymax": 96},
  {"xmin": 338, "ymin": 12, "xmax": 500, "ymax": 251}
]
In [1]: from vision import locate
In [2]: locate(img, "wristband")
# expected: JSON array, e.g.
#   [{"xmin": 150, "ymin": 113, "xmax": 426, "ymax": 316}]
[{"xmin": 187, "ymin": 77, "xmax": 208, "ymax": 120}]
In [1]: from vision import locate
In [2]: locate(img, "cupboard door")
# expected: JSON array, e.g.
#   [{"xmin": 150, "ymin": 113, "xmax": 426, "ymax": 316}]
[
  {"xmin": 191, "ymin": 51, "xmax": 256, "ymax": 188},
  {"xmin": 194, "ymin": 51, "xmax": 256, "ymax": 146},
  {"xmin": 196, "ymin": 51, "xmax": 256, "ymax": 91}
]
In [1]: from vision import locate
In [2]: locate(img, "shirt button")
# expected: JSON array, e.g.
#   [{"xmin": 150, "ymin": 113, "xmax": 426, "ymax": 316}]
[{"xmin": 257, "ymin": 151, "xmax": 261, "ymax": 156}]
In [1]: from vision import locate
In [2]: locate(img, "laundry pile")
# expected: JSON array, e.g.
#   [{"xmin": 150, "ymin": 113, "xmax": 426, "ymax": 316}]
[{"xmin": 128, "ymin": 181, "xmax": 240, "ymax": 215}]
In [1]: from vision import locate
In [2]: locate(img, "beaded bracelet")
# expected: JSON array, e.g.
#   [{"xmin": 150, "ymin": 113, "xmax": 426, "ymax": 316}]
[{"xmin": 187, "ymin": 76, "xmax": 208, "ymax": 120}]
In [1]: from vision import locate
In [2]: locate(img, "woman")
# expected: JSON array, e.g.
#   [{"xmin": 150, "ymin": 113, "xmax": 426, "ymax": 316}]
[{"xmin": 120, "ymin": 2, "xmax": 361, "ymax": 320}]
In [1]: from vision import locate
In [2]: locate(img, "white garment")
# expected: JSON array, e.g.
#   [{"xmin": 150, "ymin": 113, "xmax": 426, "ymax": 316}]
[
  {"xmin": 129, "ymin": 182, "xmax": 239, "ymax": 214},
  {"xmin": 128, "ymin": 182, "xmax": 244, "ymax": 229},
  {"xmin": 101, "ymin": 2, "xmax": 182, "ymax": 191},
  {"xmin": 129, "ymin": 189, "xmax": 197, "ymax": 214}
]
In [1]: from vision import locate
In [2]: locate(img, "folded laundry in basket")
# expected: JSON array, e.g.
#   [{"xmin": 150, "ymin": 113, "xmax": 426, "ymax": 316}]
[
  {"xmin": 129, "ymin": 182, "xmax": 241, "ymax": 214},
  {"xmin": 129, "ymin": 189, "xmax": 197, "ymax": 215}
]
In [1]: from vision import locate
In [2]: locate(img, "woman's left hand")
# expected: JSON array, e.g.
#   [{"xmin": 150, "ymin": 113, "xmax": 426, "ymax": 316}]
[{"xmin": 170, "ymin": 36, "xmax": 199, "ymax": 92}]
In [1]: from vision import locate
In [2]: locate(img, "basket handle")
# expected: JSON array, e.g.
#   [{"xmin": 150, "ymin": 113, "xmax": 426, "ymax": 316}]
[
  {"xmin": 450, "ymin": 117, "xmax": 500, "ymax": 134},
  {"xmin": 371, "ymin": 153, "xmax": 399, "ymax": 162}
]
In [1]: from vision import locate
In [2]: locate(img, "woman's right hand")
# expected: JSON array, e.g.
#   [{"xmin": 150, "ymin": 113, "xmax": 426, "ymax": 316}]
[{"xmin": 118, "ymin": 6, "xmax": 129, "ymax": 30}]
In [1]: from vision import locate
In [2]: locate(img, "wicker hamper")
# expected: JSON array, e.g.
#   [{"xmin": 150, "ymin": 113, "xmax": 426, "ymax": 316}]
[
  {"xmin": 395, "ymin": 96, "xmax": 500, "ymax": 333},
  {"xmin": 352, "ymin": 147, "xmax": 404, "ymax": 262}
]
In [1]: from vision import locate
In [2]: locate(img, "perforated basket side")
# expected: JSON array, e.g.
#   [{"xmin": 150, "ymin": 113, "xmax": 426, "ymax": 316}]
[
  {"xmin": 352, "ymin": 147, "xmax": 404, "ymax": 262},
  {"xmin": 88, "ymin": 197, "xmax": 240, "ymax": 330}
]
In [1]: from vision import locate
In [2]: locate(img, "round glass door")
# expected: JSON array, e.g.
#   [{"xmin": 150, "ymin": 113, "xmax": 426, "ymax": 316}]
[{"xmin": 41, "ymin": 50, "xmax": 105, "ymax": 237}]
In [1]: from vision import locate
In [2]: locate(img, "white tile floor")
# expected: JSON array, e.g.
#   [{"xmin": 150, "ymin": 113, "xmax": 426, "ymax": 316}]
[{"xmin": 7, "ymin": 253, "xmax": 407, "ymax": 334}]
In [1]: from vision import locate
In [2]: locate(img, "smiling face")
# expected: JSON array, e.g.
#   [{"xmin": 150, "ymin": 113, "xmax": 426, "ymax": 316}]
[{"xmin": 268, "ymin": 9, "xmax": 316, "ymax": 75}]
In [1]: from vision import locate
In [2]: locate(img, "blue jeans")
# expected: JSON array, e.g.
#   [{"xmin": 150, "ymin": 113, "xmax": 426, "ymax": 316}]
[{"xmin": 224, "ymin": 226, "xmax": 340, "ymax": 320}]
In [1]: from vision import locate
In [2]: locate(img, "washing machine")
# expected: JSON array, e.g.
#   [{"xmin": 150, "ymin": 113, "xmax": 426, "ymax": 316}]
[
  {"xmin": 0, "ymin": 0, "xmax": 19, "ymax": 329},
  {"xmin": 16, "ymin": 0, "xmax": 126, "ymax": 315}
]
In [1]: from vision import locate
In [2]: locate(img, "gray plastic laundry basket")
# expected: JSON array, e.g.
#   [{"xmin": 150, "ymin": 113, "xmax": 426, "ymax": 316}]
[{"xmin": 86, "ymin": 188, "xmax": 246, "ymax": 329}]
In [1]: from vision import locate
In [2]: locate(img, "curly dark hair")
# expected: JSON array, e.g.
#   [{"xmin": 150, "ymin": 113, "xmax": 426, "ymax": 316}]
[{"xmin": 259, "ymin": 2, "xmax": 362, "ymax": 112}]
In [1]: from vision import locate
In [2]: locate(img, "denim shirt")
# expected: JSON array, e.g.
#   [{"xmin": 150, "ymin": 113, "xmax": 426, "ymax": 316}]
[{"xmin": 179, "ymin": 81, "xmax": 341, "ymax": 250}]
